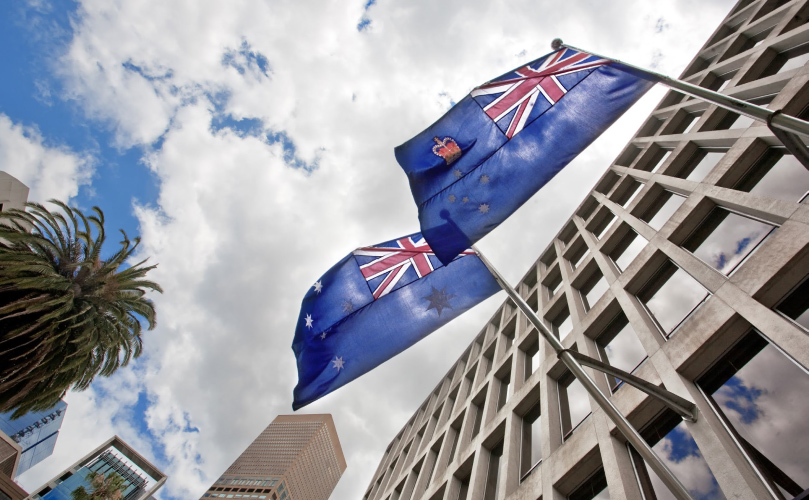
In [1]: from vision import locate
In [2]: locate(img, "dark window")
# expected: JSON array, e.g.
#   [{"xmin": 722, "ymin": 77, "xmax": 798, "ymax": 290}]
[
  {"xmin": 699, "ymin": 331, "xmax": 809, "ymax": 498},
  {"xmin": 775, "ymin": 278, "xmax": 809, "ymax": 331},
  {"xmin": 681, "ymin": 150, "xmax": 725, "ymax": 183},
  {"xmin": 550, "ymin": 305, "xmax": 573, "ymax": 341},
  {"xmin": 642, "ymin": 191, "xmax": 687, "ymax": 231},
  {"xmin": 596, "ymin": 314, "xmax": 647, "ymax": 391},
  {"xmin": 520, "ymin": 402, "xmax": 543, "ymax": 480},
  {"xmin": 735, "ymin": 151, "xmax": 809, "ymax": 203},
  {"xmin": 637, "ymin": 260, "xmax": 708, "ymax": 337},
  {"xmin": 682, "ymin": 207, "xmax": 775, "ymax": 276},
  {"xmin": 569, "ymin": 468, "xmax": 609, "ymax": 500},
  {"xmin": 630, "ymin": 409, "xmax": 726, "ymax": 499},
  {"xmin": 482, "ymin": 441, "xmax": 504, "ymax": 500},
  {"xmin": 559, "ymin": 372, "xmax": 591, "ymax": 439},
  {"xmin": 579, "ymin": 271, "xmax": 609, "ymax": 312},
  {"xmin": 609, "ymin": 227, "xmax": 648, "ymax": 272},
  {"xmin": 523, "ymin": 342, "xmax": 540, "ymax": 381},
  {"xmin": 496, "ymin": 371, "xmax": 511, "ymax": 411}
]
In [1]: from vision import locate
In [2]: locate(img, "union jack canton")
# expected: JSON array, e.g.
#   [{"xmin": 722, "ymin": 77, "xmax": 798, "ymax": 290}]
[{"xmin": 471, "ymin": 49, "xmax": 609, "ymax": 139}]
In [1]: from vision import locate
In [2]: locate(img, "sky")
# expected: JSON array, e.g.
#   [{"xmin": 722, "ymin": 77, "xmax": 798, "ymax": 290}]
[{"xmin": 0, "ymin": 0, "xmax": 739, "ymax": 498}]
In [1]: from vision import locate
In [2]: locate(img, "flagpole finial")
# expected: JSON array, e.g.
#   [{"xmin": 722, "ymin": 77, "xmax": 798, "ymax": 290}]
[{"xmin": 551, "ymin": 38, "xmax": 564, "ymax": 50}]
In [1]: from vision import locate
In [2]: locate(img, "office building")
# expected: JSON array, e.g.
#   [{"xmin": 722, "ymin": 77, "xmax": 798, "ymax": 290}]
[
  {"xmin": 0, "ymin": 172, "xmax": 29, "ymax": 215},
  {"xmin": 200, "ymin": 414, "xmax": 346, "ymax": 500},
  {"xmin": 365, "ymin": 0, "xmax": 809, "ymax": 499},
  {"xmin": 27, "ymin": 436, "xmax": 167, "ymax": 500},
  {"xmin": 0, "ymin": 401, "xmax": 68, "ymax": 477}
]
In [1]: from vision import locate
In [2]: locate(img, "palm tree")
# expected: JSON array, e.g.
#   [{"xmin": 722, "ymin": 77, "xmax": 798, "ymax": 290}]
[
  {"xmin": 0, "ymin": 200, "xmax": 162, "ymax": 416},
  {"xmin": 71, "ymin": 470, "xmax": 127, "ymax": 500}
]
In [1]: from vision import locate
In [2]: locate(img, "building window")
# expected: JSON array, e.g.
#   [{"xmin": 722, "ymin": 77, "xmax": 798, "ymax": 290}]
[
  {"xmin": 775, "ymin": 278, "xmax": 809, "ymax": 331},
  {"xmin": 482, "ymin": 441, "xmax": 504, "ymax": 500},
  {"xmin": 588, "ymin": 208, "xmax": 618, "ymax": 240},
  {"xmin": 566, "ymin": 240, "xmax": 590, "ymax": 271},
  {"xmin": 648, "ymin": 149, "xmax": 673, "ymax": 173},
  {"xmin": 496, "ymin": 370, "xmax": 511, "ymax": 411},
  {"xmin": 612, "ymin": 178, "xmax": 645, "ymax": 209},
  {"xmin": 698, "ymin": 330, "xmax": 809, "ymax": 498},
  {"xmin": 454, "ymin": 470, "xmax": 470, "ymax": 500},
  {"xmin": 595, "ymin": 314, "xmax": 647, "ymax": 391},
  {"xmin": 569, "ymin": 468, "xmax": 609, "ymax": 500},
  {"xmin": 544, "ymin": 267, "xmax": 564, "ymax": 300},
  {"xmin": 681, "ymin": 150, "xmax": 725, "ymax": 182},
  {"xmin": 630, "ymin": 409, "xmax": 726, "ymax": 500},
  {"xmin": 735, "ymin": 151, "xmax": 809, "ymax": 203},
  {"xmin": 550, "ymin": 305, "xmax": 573, "ymax": 341},
  {"xmin": 520, "ymin": 401, "xmax": 542, "ymax": 480},
  {"xmin": 682, "ymin": 207, "xmax": 775, "ymax": 276},
  {"xmin": 637, "ymin": 260, "xmax": 709, "ymax": 337},
  {"xmin": 446, "ymin": 414, "xmax": 464, "ymax": 468},
  {"xmin": 523, "ymin": 341, "xmax": 540, "ymax": 382},
  {"xmin": 559, "ymin": 372, "xmax": 591, "ymax": 439},
  {"xmin": 579, "ymin": 270, "xmax": 609, "ymax": 312},
  {"xmin": 641, "ymin": 190, "xmax": 687, "ymax": 231},
  {"xmin": 470, "ymin": 389, "xmax": 486, "ymax": 439},
  {"xmin": 608, "ymin": 226, "xmax": 648, "ymax": 272}
]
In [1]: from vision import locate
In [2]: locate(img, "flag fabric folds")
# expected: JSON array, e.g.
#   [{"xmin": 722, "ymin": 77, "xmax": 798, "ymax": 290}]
[
  {"xmin": 394, "ymin": 48, "xmax": 658, "ymax": 265},
  {"xmin": 292, "ymin": 233, "xmax": 500, "ymax": 410}
]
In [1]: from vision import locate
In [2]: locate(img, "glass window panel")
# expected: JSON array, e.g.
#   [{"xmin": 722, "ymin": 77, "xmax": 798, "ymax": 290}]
[
  {"xmin": 483, "ymin": 442, "xmax": 504, "ymax": 500},
  {"xmin": 598, "ymin": 318, "xmax": 647, "ymax": 390},
  {"xmin": 621, "ymin": 182, "xmax": 644, "ymax": 208},
  {"xmin": 581, "ymin": 274, "xmax": 609, "ymax": 311},
  {"xmin": 775, "ymin": 278, "xmax": 809, "ymax": 331},
  {"xmin": 681, "ymin": 114, "xmax": 700, "ymax": 134},
  {"xmin": 683, "ymin": 208, "xmax": 775, "ymax": 275},
  {"xmin": 686, "ymin": 152, "xmax": 724, "ymax": 182},
  {"xmin": 651, "ymin": 150, "xmax": 672, "ymax": 173},
  {"xmin": 553, "ymin": 309, "xmax": 573, "ymax": 341},
  {"xmin": 699, "ymin": 332, "xmax": 809, "ymax": 496},
  {"xmin": 497, "ymin": 374, "xmax": 511, "ymax": 410},
  {"xmin": 611, "ymin": 230, "xmax": 648, "ymax": 272},
  {"xmin": 777, "ymin": 52, "xmax": 809, "ymax": 73},
  {"xmin": 729, "ymin": 114, "xmax": 755, "ymax": 129},
  {"xmin": 569, "ymin": 469, "xmax": 609, "ymax": 500},
  {"xmin": 560, "ymin": 374, "xmax": 591, "ymax": 438},
  {"xmin": 645, "ymin": 192, "xmax": 687, "ymax": 231},
  {"xmin": 639, "ymin": 262, "xmax": 708, "ymax": 336},
  {"xmin": 746, "ymin": 154, "xmax": 809, "ymax": 203},
  {"xmin": 520, "ymin": 403, "xmax": 542, "ymax": 480},
  {"xmin": 639, "ymin": 421, "xmax": 727, "ymax": 500}
]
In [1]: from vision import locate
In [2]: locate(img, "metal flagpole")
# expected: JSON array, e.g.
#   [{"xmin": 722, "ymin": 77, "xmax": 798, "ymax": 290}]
[
  {"xmin": 552, "ymin": 39, "xmax": 809, "ymax": 169},
  {"xmin": 473, "ymin": 246, "xmax": 696, "ymax": 500}
]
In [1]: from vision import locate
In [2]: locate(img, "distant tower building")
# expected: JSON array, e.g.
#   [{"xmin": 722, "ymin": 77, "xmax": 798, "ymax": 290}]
[
  {"xmin": 200, "ymin": 414, "xmax": 347, "ymax": 500},
  {"xmin": 27, "ymin": 435, "xmax": 167, "ymax": 500},
  {"xmin": 0, "ymin": 401, "xmax": 68, "ymax": 476},
  {"xmin": 364, "ymin": 0, "xmax": 809, "ymax": 499}
]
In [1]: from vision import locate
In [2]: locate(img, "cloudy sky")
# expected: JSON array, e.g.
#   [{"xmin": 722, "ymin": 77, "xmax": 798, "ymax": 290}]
[{"xmin": 1, "ymin": 0, "xmax": 738, "ymax": 498}]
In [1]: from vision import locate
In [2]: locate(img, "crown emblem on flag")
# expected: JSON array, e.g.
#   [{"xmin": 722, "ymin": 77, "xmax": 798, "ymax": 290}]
[{"xmin": 432, "ymin": 137, "xmax": 462, "ymax": 165}]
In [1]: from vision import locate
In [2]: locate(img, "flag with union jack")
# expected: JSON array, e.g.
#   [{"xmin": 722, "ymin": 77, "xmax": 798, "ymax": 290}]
[
  {"xmin": 292, "ymin": 232, "xmax": 499, "ymax": 410},
  {"xmin": 395, "ymin": 48, "xmax": 658, "ymax": 265}
]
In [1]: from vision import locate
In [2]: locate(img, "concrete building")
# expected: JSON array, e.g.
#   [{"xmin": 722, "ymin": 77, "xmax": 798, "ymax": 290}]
[
  {"xmin": 0, "ymin": 173, "xmax": 29, "ymax": 215},
  {"xmin": 26, "ymin": 436, "xmax": 167, "ymax": 500},
  {"xmin": 0, "ymin": 431, "xmax": 28, "ymax": 500},
  {"xmin": 364, "ymin": 1, "xmax": 809, "ymax": 499},
  {"xmin": 0, "ymin": 401, "xmax": 68, "ymax": 477},
  {"xmin": 200, "ymin": 414, "xmax": 346, "ymax": 500}
]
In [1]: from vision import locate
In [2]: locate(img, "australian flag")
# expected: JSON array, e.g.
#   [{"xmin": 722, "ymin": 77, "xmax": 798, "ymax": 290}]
[
  {"xmin": 395, "ymin": 48, "xmax": 658, "ymax": 265},
  {"xmin": 292, "ymin": 233, "xmax": 500, "ymax": 410}
]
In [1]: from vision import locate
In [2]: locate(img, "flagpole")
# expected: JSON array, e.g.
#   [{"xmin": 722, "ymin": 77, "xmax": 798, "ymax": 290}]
[
  {"xmin": 473, "ymin": 246, "xmax": 696, "ymax": 500},
  {"xmin": 552, "ymin": 39, "xmax": 809, "ymax": 167}
]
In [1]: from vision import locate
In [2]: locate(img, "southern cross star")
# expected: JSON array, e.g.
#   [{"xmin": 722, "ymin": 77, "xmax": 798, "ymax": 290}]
[
  {"xmin": 313, "ymin": 280, "xmax": 323, "ymax": 293},
  {"xmin": 343, "ymin": 300, "xmax": 354, "ymax": 313},
  {"xmin": 305, "ymin": 314, "xmax": 314, "ymax": 329},
  {"xmin": 479, "ymin": 203, "xmax": 490, "ymax": 214},
  {"xmin": 462, "ymin": 196, "xmax": 469, "ymax": 203},
  {"xmin": 424, "ymin": 286, "xmax": 456, "ymax": 316},
  {"xmin": 453, "ymin": 169, "xmax": 463, "ymax": 179},
  {"xmin": 480, "ymin": 175, "xmax": 490, "ymax": 184},
  {"xmin": 332, "ymin": 356, "xmax": 345, "ymax": 371},
  {"xmin": 320, "ymin": 332, "xmax": 327, "ymax": 340},
  {"xmin": 448, "ymin": 194, "xmax": 456, "ymax": 203}
]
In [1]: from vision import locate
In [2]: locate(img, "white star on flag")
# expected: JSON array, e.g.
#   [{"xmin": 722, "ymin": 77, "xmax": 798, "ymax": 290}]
[
  {"xmin": 332, "ymin": 356, "xmax": 345, "ymax": 371},
  {"xmin": 305, "ymin": 314, "xmax": 313, "ymax": 329},
  {"xmin": 314, "ymin": 280, "xmax": 323, "ymax": 293}
]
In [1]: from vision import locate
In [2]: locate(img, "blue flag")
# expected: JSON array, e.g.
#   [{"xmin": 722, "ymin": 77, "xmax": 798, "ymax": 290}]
[
  {"xmin": 292, "ymin": 233, "xmax": 500, "ymax": 410},
  {"xmin": 395, "ymin": 48, "xmax": 657, "ymax": 265}
]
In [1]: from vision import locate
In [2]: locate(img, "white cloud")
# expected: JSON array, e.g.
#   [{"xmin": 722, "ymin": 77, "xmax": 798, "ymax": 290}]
[
  {"xmin": 0, "ymin": 114, "xmax": 93, "ymax": 203},
  {"xmin": 15, "ymin": 0, "xmax": 739, "ymax": 498}
]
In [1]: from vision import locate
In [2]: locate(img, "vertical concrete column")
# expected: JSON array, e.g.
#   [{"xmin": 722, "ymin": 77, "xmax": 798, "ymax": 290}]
[
  {"xmin": 498, "ymin": 412, "xmax": 522, "ymax": 500},
  {"xmin": 592, "ymin": 412, "xmax": 645, "ymax": 500},
  {"xmin": 412, "ymin": 449, "xmax": 440, "ymax": 500}
]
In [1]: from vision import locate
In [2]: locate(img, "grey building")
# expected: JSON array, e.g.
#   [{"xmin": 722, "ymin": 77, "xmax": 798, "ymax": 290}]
[{"xmin": 365, "ymin": 0, "xmax": 809, "ymax": 499}]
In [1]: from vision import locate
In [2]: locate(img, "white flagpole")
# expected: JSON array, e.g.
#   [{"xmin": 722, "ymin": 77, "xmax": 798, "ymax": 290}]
[
  {"xmin": 473, "ymin": 246, "xmax": 696, "ymax": 500},
  {"xmin": 552, "ymin": 39, "xmax": 809, "ymax": 150}
]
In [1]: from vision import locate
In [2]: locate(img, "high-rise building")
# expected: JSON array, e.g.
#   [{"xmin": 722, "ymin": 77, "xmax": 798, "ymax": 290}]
[
  {"xmin": 200, "ymin": 414, "xmax": 347, "ymax": 500},
  {"xmin": 27, "ymin": 435, "xmax": 167, "ymax": 500},
  {"xmin": 0, "ymin": 401, "xmax": 68, "ymax": 477},
  {"xmin": 365, "ymin": 1, "xmax": 809, "ymax": 499}
]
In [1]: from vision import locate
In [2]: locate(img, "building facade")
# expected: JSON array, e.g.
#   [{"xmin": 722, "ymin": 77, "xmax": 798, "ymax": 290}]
[
  {"xmin": 0, "ymin": 431, "xmax": 28, "ymax": 500},
  {"xmin": 26, "ymin": 436, "xmax": 167, "ymax": 500},
  {"xmin": 0, "ymin": 172, "xmax": 29, "ymax": 215},
  {"xmin": 200, "ymin": 414, "xmax": 347, "ymax": 500},
  {"xmin": 0, "ymin": 401, "xmax": 68, "ymax": 477},
  {"xmin": 365, "ymin": 0, "xmax": 809, "ymax": 499}
]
